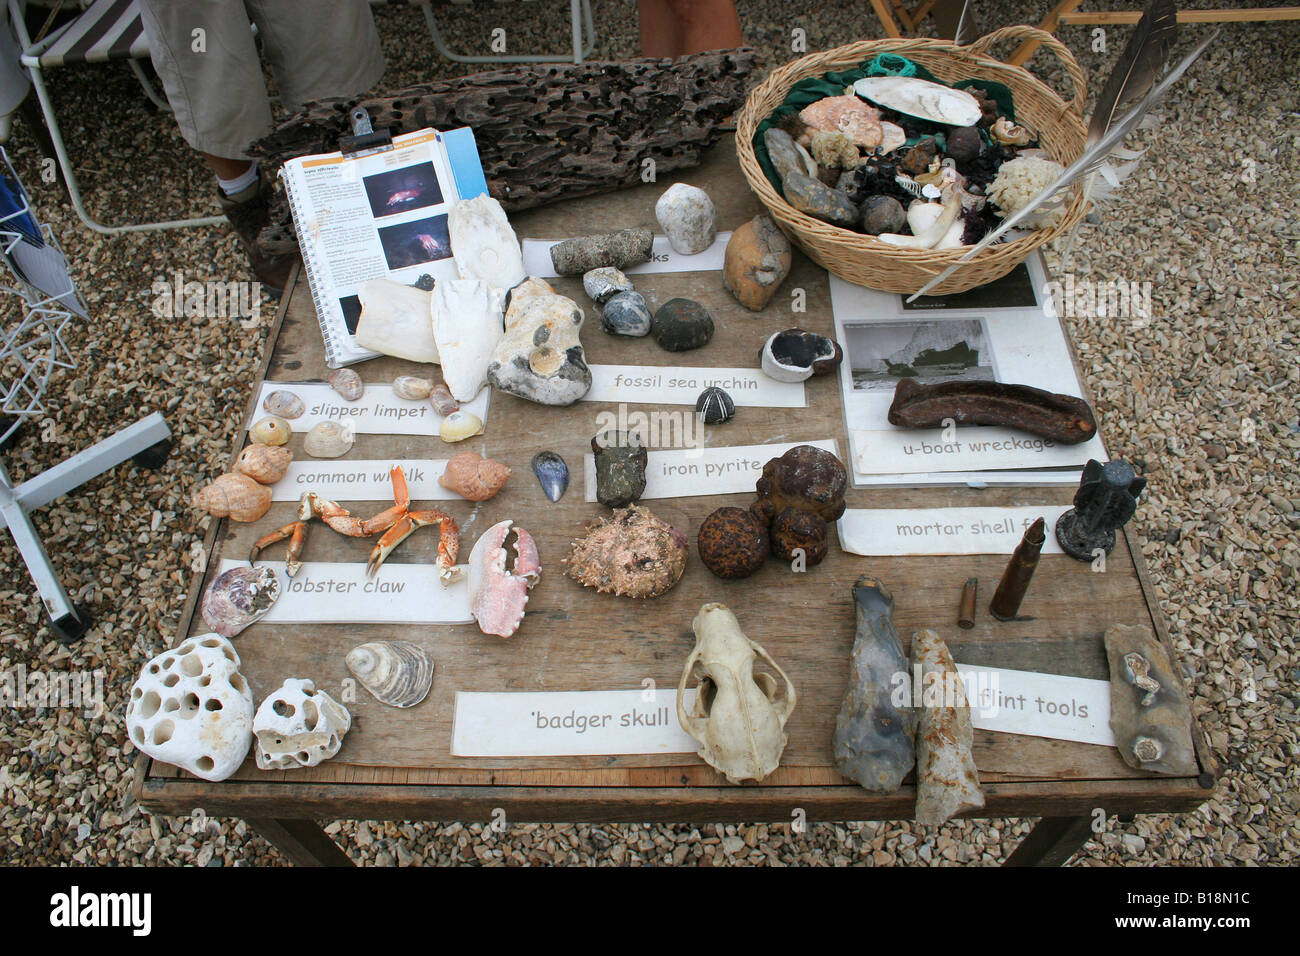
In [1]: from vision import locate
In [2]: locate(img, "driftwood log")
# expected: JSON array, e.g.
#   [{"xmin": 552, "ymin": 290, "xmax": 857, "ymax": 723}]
[{"xmin": 251, "ymin": 49, "xmax": 759, "ymax": 250}]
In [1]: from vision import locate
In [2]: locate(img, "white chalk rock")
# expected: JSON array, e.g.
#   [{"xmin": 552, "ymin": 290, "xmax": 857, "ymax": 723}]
[
  {"xmin": 655, "ymin": 183, "xmax": 716, "ymax": 256},
  {"xmin": 125, "ymin": 634, "xmax": 253, "ymax": 782},
  {"xmin": 356, "ymin": 278, "xmax": 439, "ymax": 364},
  {"xmin": 431, "ymin": 278, "xmax": 505, "ymax": 402},
  {"xmin": 252, "ymin": 678, "xmax": 352, "ymax": 771},
  {"xmin": 448, "ymin": 194, "xmax": 526, "ymax": 292}
]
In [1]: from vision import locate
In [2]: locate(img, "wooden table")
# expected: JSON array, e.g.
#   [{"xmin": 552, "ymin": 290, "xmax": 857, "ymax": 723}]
[{"xmin": 134, "ymin": 137, "xmax": 1215, "ymax": 867}]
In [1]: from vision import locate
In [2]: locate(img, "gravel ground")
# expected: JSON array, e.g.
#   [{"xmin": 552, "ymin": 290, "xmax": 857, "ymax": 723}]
[{"xmin": 0, "ymin": 1, "xmax": 1295, "ymax": 867}]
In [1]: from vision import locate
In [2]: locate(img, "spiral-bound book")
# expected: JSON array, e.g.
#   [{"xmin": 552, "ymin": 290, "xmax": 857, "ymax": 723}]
[{"xmin": 280, "ymin": 127, "xmax": 489, "ymax": 367}]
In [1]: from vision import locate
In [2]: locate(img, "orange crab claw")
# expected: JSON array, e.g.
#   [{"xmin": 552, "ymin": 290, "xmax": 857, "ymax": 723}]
[
  {"xmin": 250, "ymin": 521, "xmax": 309, "ymax": 577},
  {"xmin": 365, "ymin": 508, "xmax": 461, "ymax": 581}
]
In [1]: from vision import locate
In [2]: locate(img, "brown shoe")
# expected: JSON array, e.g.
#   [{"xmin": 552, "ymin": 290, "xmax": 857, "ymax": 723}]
[{"xmin": 217, "ymin": 176, "xmax": 296, "ymax": 298}]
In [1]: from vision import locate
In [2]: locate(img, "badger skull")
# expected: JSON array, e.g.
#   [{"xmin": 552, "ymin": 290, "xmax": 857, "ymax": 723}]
[{"xmin": 677, "ymin": 603, "xmax": 796, "ymax": 784}]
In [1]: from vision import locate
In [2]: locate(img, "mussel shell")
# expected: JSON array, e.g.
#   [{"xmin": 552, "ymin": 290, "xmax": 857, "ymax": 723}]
[
  {"xmin": 345, "ymin": 641, "xmax": 434, "ymax": 708},
  {"xmin": 531, "ymin": 451, "xmax": 569, "ymax": 502}
]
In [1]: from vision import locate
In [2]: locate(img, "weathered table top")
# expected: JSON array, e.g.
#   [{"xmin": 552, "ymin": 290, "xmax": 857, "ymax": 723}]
[{"xmin": 137, "ymin": 136, "xmax": 1213, "ymax": 825}]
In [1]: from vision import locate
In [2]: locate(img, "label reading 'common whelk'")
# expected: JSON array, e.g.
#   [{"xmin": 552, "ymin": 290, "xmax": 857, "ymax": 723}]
[
  {"xmin": 582, "ymin": 439, "xmax": 838, "ymax": 502},
  {"xmin": 583, "ymin": 365, "xmax": 805, "ymax": 408},
  {"xmin": 217, "ymin": 560, "xmax": 472, "ymax": 624},
  {"xmin": 451, "ymin": 689, "xmax": 699, "ymax": 757},
  {"xmin": 252, "ymin": 383, "xmax": 491, "ymax": 436},
  {"xmin": 269, "ymin": 460, "xmax": 454, "ymax": 502}
]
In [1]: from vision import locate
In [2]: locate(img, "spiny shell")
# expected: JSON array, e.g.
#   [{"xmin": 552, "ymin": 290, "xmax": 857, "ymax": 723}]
[
  {"xmin": 531, "ymin": 451, "xmax": 569, "ymax": 502},
  {"xmin": 304, "ymin": 421, "xmax": 354, "ymax": 458},
  {"xmin": 201, "ymin": 565, "xmax": 281, "ymax": 637},
  {"xmin": 328, "ymin": 367, "xmax": 364, "ymax": 401},
  {"xmin": 430, "ymin": 384, "xmax": 459, "ymax": 416},
  {"xmin": 233, "ymin": 442, "xmax": 292, "ymax": 484},
  {"xmin": 262, "ymin": 390, "xmax": 305, "ymax": 419},
  {"xmin": 193, "ymin": 473, "xmax": 272, "ymax": 522},
  {"xmin": 438, "ymin": 451, "xmax": 511, "ymax": 501},
  {"xmin": 250, "ymin": 415, "xmax": 291, "ymax": 446},
  {"xmin": 345, "ymin": 641, "xmax": 434, "ymax": 708},
  {"xmin": 393, "ymin": 375, "xmax": 434, "ymax": 400},
  {"xmin": 440, "ymin": 410, "xmax": 482, "ymax": 443},
  {"xmin": 564, "ymin": 505, "xmax": 688, "ymax": 599}
]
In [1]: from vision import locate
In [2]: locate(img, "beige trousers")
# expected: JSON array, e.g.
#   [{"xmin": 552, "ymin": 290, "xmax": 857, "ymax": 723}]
[{"xmin": 138, "ymin": 0, "xmax": 385, "ymax": 158}]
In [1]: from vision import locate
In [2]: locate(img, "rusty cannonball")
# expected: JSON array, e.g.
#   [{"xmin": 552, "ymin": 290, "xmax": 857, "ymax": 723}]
[
  {"xmin": 697, "ymin": 507, "xmax": 770, "ymax": 579},
  {"xmin": 769, "ymin": 507, "xmax": 828, "ymax": 566}
]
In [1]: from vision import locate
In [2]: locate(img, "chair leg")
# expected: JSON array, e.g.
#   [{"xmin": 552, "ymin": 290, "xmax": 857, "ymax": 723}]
[
  {"xmin": 420, "ymin": 0, "xmax": 593, "ymax": 65},
  {"xmin": 22, "ymin": 61, "xmax": 224, "ymax": 233}
]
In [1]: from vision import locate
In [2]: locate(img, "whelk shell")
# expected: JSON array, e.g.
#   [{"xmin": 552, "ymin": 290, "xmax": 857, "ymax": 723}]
[
  {"xmin": 345, "ymin": 641, "xmax": 434, "ymax": 708},
  {"xmin": 304, "ymin": 421, "xmax": 354, "ymax": 458},
  {"xmin": 328, "ymin": 367, "xmax": 364, "ymax": 401},
  {"xmin": 233, "ymin": 442, "xmax": 292, "ymax": 484},
  {"xmin": 262, "ymin": 390, "xmax": 305, "ymax": 419},
  {"xmin": 393, "ymin": 375, "xmax": 434, "ymax": 400},
  {"xmin": 440, "ymin": 410, "xmax": 482, "ymax": 443},
  {"xmin": 193, "ymin": 472, "xmax": 272, "ymax": 522},
  {"xmin": 250, "ymin": 415, "xmax": 291, "ymax": 446},
  {"xmin": 201, "ymin": 565, "xmax": 281, "ymax": 637},
  {"xmin": 438, "ymin": 450, "xmax": 511, "ymax": 501},
  {"xmin": 531, "ymin": 451, "xmax": 569, "ymax": 502}
]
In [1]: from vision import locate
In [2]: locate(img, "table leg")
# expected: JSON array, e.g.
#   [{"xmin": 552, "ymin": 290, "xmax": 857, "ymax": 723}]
[
  {"xmin": 1008, "ymin": 0, "xmax": 1085, "ymax": 66},
  {"xmin": 869, "ymin": 0, "xmax": 904, "ymax": 37},
  {"xmin": 1003, "ymin": 815, "xmax": 1093, "ymax": 866},
  {"xmin": 248, "ymin": 818, "xmax": 354, "ymax": 867}
]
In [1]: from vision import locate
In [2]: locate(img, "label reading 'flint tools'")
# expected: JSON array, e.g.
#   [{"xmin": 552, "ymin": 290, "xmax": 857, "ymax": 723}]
[
  {"xmin": 218, "ymin": 560, "xmax": 472, "ymax": 624},
  {"xmin": 522, "ymin": 233, "xmax": 730, "ymax": 278},
  {"xmin": 583, "ymin": 365, "xmax": 805, "ymax": 408},
  {"xmin": 583, "ymin": 439, "xmax": 838, "ymax": 502},
  {"xmin": 838, "ymin": 507, "xmax": 1069, "ymax": 556},
  {"xmin": 955, "ymin": 664, "xmax": 1114, "ymax": 746},
  {"xmin": 451, "ymin": 689, "xmax": 699, "ymax": 757},
  {"xmin": 270, "ymin": 460, "xmax": 455, "ymax": 502},
  {"xmin": 253, "ymin": 383, "xmax": 490, "ymax": 436}
]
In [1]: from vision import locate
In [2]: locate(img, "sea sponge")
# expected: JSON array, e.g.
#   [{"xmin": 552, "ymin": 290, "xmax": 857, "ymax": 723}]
[
  {"xmin": 986, "ymin": 156, "xmax": 1067, "ymax": 229},
  {"xmin": 810, "ymin": 130, "xmax": 860, "ymax": 171}
]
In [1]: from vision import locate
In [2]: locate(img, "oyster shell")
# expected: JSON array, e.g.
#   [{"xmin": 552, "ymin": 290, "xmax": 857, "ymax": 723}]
[
  {"xmin": 438, "ymin": 450, "xmax": 510, "ymax": 501},
  {"xmin": 304, "ymin": 420, "xmax": 354, "ymax": 458},
  {"xmin": 345, "ymin": 640, "xmax": 435, "ymax": 708},
  {"xmin": 564, "ymin": 505, "xmax": 688, "ymax": 599},
  {"xmin": 356, "ymin": 278, "xmax": 438, "ymax": 364},
  {"xmin": 193, "ymin": 472, "xmax": 272, "ymax": 522},
  {"xmin": 392, "ymin": 375, "xmax": 434, "ymax": 400},
  {"xmin": 432, "ymin": 278, "xmax": 504, "ymax": 402},
  {"xmin": 263, "ymin": 390, "xmax": 305, "ymax": 419},
  {"xmin": 328, "ymin": 368, "xmax": 365, "ymax": 401},
  {"xmin": 201, "ymin": 565, "xmax": 281, "ymax": 638},
  {"xmin": 233, "ymin": 443, "xmax": 292, "ymax": 484},
  {"xmin": 852, "ymin": 76, "xmax": 982, "ymax": 127},
  {"xmin": 448, "ymin": 193, "xmax": 526, "ymax": 292},
  {"xmin": 250, "ymin": 415, "xmax": 291, "ymax": 446},
  {"xmin": 531, "ymin": 451, "xmax": 569, "ymax": 502}
]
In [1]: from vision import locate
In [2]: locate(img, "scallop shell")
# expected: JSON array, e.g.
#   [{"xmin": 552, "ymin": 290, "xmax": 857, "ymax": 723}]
[
  {"xmin": 193, "ymin": 472, "xmax": 272, "ymax": 522},
  {"xmin": 440, "ymin": 410, "xmax": 483, "ymax": 443},
  {"xmin": 250, "ymin": 415, "xmax": 291, "ymax": 446},
  {"xmin": 201, "ymin": 565, "xmax": 281, "ymax": 638},
  {"xmin": 345, "ymin": 641, "xmax": 434, "ymax": 708},
  {"xmin": 328, "ymin": 368, "xmax": 364, "ymax": 401},
  {"xmin": 393, "ymin": 375, "xmax": 434, "ymax": 400},
  {"xmin": 438, "ymin": 450, "xmax": 511, "ymax": 501},
  {"xmin": 233, "ymin": 443, "xmax": 292, "ymax": 484},
  {"xmin": 262, "ymin": 390, "xmax": 305, "ymax": 419},
  {"xmin": 304, "ymin": 420, "xmax": 354, "ymax": 458}
]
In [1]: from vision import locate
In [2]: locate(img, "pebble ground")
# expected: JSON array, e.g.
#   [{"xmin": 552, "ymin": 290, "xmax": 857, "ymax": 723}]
[{"xmin": 0, "ymin": 0, "xmax": 1294, "ymax": 866}]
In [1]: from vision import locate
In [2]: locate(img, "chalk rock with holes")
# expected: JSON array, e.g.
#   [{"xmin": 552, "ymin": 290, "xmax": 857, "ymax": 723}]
[
  {"xmin": 252, "ymin": 678, "xmax": 352, "ymax": 771},
  {"xmin": 486, "ymin": 278, "xmax": 592, "ymax": 405},
  {"xmin": 124, "ymin": 634, "xmax": 254, "ymax": 782}
]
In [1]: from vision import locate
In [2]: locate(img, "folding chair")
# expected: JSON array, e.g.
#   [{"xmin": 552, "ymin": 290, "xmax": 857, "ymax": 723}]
[
  {"xmin": 8, "ymin": 0, "xmax": 224, "ymax": 234},
  {"xmin": 418, "ymin": 0, "xmax": 595, "ymax": 64}
]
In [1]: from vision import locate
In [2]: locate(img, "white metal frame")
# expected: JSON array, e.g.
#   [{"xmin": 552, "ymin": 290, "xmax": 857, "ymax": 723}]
[
  {"xmin": 0, "ymin": 147, "xmax": 171, "ymax": 636},
  {"xmin": 421, "ymin": 0, "xmax": 595, "ymax": 64}
]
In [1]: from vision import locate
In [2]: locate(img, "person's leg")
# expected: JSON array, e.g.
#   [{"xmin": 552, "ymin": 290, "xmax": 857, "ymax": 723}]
[
  {"xmin": 639, "ymin": 0, "xmax": 742, "ymax": 57},
  {"xmin": 248, "ymin": 0, "xmax": 384, "ymax": 115}
]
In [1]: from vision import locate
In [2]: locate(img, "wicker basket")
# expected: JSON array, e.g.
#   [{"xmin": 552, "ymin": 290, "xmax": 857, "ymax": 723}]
[{"xmin": 736, "ymin": 26, "xmax": 1088, "ymax": 296}]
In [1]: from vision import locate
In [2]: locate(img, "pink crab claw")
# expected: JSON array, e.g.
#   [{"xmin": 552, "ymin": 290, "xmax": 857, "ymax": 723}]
[{"xmin": 467, "ymin": 519, "xmax": 540, "ymax": 638}]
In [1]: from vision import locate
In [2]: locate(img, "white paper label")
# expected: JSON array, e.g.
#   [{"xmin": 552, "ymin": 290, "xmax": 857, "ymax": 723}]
[
  {"xmin": 838, "ymin": 506, "xmax": 1069, "ymax": 556},
  {"xmin": 851, "ymin": 427, "xmax": 1099, "ymax": 476},
  {"xmin": 583, "ymin": 365, "xmax": 805, "ymax": 408},
  {"xmin": 583, "ymin": 439, "xmax": 838, "ymax": 502},
  {"xmin": 253, "ymin": 383, "xmax": 490, "ymax": 436},
  {"xmin": 451, "ymin": 689, "xmax": 699, "ymax": 757},
  {"xmin": 269, "ymin": 459, "xmax": 456, "ymax": 502},
  {"xmin": 218, "ymin": 560, "xmax": 473, "ymax": 624},
  {"xmin": 954, "ymin": 664, "xmax": 1114, "ymax": 746},
  {"xmin": 522, "ymin": 233, "xmax": 730, "ymax": 278}
]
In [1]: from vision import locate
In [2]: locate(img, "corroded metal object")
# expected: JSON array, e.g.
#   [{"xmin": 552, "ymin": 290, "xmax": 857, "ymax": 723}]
[
  {"xmin": 833, "ymin": 576, "xmax": 916, "ymax": 792},
  {"xmin": 1104, "ymin": 624, "xmax": 1197, "ymax": 775},
  {"xmin": 912, "ymin": 628, "xmax": 984, "ymax": 824},
  {"xmin": 957, "ymin": 577, "xmax": 977, "ymax": 629},
  {"xmin": 886, "ymin": 377, "xmax": 1098, "ymax": 445},
  {"xmin": 1055, "ymin": 459, "xmax": 1147, "ymax": 560},
  {"xmin": 989, "ymin": 517, "xmax": 1046, "ymax": 621}
]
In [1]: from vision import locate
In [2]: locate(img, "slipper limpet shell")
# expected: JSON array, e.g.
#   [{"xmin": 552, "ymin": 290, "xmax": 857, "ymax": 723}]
[
  {"xmin": 304, "ymin": 420, "xmax": 354, "ymax": 458},
  {"xmin": 250, "ymin": 415, "xmax": 291, "ymax": 446},
  {"xmin": 440, "ymin": 410, "xmax": 482, "ymax": 443},
  {"xmin": 263, "ymin": 390, "xmax": 305, "ymax": 419},
  {"xmin": 327, "ymin": 367, "xmax": 364, "ymax": 401},
  {"xmin": 393, "ymin": 375, "xmax": 434, "ymax": 400}
]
